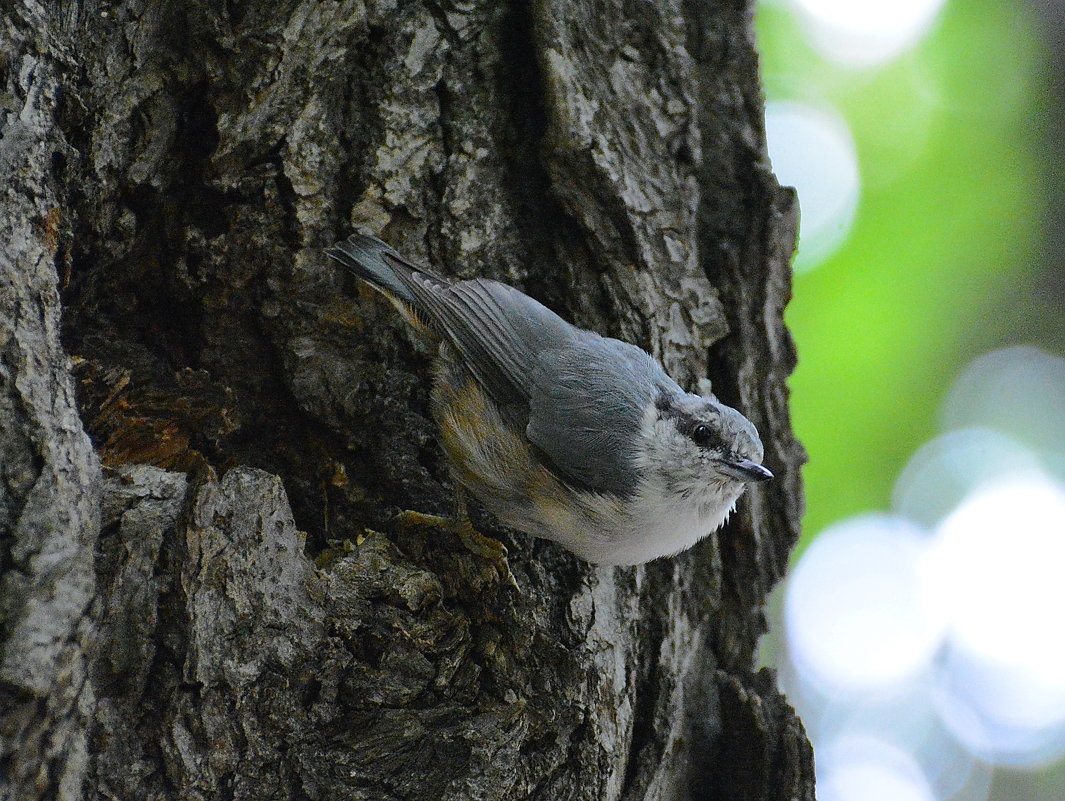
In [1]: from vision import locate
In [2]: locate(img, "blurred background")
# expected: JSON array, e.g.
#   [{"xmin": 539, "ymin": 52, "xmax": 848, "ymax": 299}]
[{"xmin": 755, "ymin": 0, "xmax": 1065, "ymax": 799}]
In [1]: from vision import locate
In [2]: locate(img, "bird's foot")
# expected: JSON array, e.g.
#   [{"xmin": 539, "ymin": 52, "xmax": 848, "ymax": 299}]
[
  {"xmin": 392, "ymin": 510, "xmax": 453, "ymax": 531},
  {"xmin": 392, "ymin": 510, "xmax": 517, "ymax": 589}
]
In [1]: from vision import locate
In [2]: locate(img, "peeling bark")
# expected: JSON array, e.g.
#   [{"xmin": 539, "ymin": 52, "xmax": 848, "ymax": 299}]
[{"xmin": 1, "ymin": 1, "xmax": 812, "ymax": 799}]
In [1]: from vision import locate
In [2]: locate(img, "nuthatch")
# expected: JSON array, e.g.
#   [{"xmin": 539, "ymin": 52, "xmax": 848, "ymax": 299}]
[{"xmin": 326, "ymin": 234, "xmax": 772, "ymax": 566}]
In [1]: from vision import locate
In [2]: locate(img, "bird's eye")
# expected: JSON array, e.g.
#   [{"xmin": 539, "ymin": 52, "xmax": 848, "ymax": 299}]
[{"xmin": 692, "ymin": 424, "xmax": 714, "ymax": 446}]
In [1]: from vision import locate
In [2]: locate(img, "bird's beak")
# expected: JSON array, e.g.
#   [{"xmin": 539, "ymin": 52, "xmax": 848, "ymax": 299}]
[{"xmin": 721, "ymin": 458, "xmax": 774, "ymax": 483}]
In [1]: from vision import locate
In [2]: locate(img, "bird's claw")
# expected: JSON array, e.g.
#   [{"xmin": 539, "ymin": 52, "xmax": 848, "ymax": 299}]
[{"xmin": 392, "ymin": 510, "xmax": 518, "ymax": 589}]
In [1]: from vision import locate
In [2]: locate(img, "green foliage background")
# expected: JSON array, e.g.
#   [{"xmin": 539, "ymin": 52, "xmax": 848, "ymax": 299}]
[{"xmin": 757, "ymin": 0, "xmax": 1047, "ymax": 545}]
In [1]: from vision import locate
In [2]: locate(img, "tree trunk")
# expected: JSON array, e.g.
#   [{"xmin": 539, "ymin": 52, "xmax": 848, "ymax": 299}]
[{"xmin": 0, "ymin": 1, "xmax": 811, "ymax": 799}]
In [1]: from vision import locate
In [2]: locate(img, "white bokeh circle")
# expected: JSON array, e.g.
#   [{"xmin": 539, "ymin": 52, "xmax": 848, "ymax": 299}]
[
  {"xmin": 790, "ymin": 0, "xmax": 948, "ymax": 67},
  {"xmin": 927, "ymin": 472, "xmax": 1065, "ymax": 763},
  {"xmin": 786, "ymin": 514, "xmax": 945, "ymax": 692},
  {"xmin": 818, "ymin": 735, "xmax": 936, "ymax": 801},
  {"xmin": 764, "ymin": 101, "xmax": 860, "ymax": 270}
]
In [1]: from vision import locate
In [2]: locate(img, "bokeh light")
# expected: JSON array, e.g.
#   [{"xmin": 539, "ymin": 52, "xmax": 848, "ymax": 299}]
[
  {"xmin": 786, "ymin": 515, "xmax": 944, "ymax": 692},
  {"xmin": 789, "ymin": 0, "xmax": 949, "ymax": 66},
  {"xmin": 935, "ymin": 645, "xmax": 1065, "ymax": 768},
  {"xmin": 764, "ymin": 102, "xmax": 860, "ymax": 270},
  {"xmin": 930, "ymin": 473, "xmax": 1065, "ymax": 765},
  {"xmin": 777, "ymin": 344, "xmax": 1065, "ymax": 788},
  {"xmin": 932, "ymin": 474, "xmax": 1065, "ymax": 681},
  {"xmin": 892, "ymin": 428, "xmax": 1041, "ymax": 528},
  {"xmin": 941, "ymin": 346, "xmax": 1065, "ymax": 455},
  {"xmin": 757, "ymin": 0, "xmax": 1061, "ymax": 794},
  {"xmin": 818, "ymin": 736, "xmax": 937, "ymax": 801}
]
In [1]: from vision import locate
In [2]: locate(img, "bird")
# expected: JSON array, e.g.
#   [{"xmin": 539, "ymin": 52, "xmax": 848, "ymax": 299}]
[{"xmin": 326, "ymin": 233, "xmax": 772, "ymax": 568}]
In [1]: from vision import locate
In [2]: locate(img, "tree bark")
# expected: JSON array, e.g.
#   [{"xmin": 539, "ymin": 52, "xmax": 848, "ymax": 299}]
[{"xmin": 1, "ymin": 1, "xmax": 811, "ymax": 800}]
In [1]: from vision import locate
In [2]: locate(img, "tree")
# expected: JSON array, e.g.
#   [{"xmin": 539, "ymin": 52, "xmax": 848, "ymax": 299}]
[{"xmin": 0, "ymin": 1, "xmax": 811, "ymax": 799}]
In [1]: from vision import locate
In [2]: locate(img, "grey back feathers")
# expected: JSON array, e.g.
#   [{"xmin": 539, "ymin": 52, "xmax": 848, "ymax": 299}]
[
  {"xmin": 326, "ymin": 234, "xmax": 674, "ymax": 497},
  {"xmin": 526, "ymin": 339, "xmax": 672, "ymax": 496}
]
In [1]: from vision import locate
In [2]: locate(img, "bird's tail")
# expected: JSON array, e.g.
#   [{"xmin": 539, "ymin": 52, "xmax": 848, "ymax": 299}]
[{"xmin": 325, "ymin": 234, "xmax": 417, "ymax": 306}]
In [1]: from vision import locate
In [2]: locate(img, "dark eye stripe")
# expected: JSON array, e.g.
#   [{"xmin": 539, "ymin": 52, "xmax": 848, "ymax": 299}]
[{"xmin": 662, "ymin": 400, "xmax": 724, "ymax": 449}]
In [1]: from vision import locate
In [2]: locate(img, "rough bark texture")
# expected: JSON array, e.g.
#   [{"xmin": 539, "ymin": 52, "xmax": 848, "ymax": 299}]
[{"xmin": 1, "ymin": 1, "xmax": 811, "ymax": 800}]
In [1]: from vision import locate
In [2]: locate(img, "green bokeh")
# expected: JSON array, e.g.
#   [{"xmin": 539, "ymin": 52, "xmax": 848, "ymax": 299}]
[{"xmin": 756, "ymin": 0, "xmax": 1046, "ymax": 546}]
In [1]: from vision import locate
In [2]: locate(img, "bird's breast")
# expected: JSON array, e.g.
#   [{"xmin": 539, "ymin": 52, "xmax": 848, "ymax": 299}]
[{"xmin": 581, "ymin": 489, "xmax": 733, "ymax": 566}]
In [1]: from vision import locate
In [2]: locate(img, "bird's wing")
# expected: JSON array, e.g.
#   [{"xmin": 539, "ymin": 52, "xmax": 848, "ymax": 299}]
[
  {"xmin": 388, "ymin": 259, "xmax": 667, "ymax": 496},
  {"xmin": 525, "ymin": 338, "xmax": 667, "ymax": 497},
  {"xmin": 388, "ymin": 262, "xmax": 575, "ymax": 411}
]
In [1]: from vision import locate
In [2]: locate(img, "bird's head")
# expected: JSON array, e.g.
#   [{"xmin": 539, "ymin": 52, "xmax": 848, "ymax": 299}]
[{"xmin": 636, "ymin": 389, "xmax": 772, "ymax": 508}]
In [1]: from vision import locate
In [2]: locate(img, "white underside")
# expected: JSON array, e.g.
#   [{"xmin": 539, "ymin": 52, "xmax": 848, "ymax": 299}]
[
  {"xmin": 573, "ymin": 484, "xmax": 742, "ymax": 566},
  {"xmin": 500, "ymin": 478, "xmax": 744, "ymax": 566}
]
